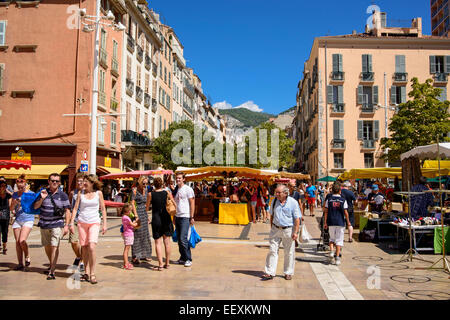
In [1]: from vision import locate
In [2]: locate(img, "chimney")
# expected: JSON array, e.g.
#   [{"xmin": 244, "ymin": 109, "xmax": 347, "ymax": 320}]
[{"xmin": 352, "ymin": 30, "xmax": 357, "ymax": 35}]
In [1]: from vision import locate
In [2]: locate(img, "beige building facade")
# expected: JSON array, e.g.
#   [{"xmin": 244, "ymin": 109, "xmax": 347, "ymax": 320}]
[{"xmin": 294, "ymin": 17, "xmax": 450, "ymax": 182}]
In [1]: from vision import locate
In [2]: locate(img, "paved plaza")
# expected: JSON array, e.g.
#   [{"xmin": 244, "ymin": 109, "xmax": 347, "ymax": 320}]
[{"xmin": 0, "ymin": 209, "xmax": 449, "ymax": 300}]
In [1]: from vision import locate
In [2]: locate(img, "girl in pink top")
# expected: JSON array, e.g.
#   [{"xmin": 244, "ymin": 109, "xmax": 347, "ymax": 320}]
[{"xmin": 121, "ymin": 204, "xmax": 138, "ymax": 270}]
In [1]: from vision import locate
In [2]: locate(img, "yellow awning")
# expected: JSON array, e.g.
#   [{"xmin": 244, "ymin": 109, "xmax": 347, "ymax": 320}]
[
  {"xmin": 0, "ymin": 165, "xmax": 68, "ymax": 180},
  {"xmin": 338, "ymin": 167, "xmax": 450, "ymax": 180},
  {"xmin": 97, "ymin": 166, "xmax": 124, "ymax": 174},
  {"xmin": 423, "ymin": 160, "xmax": 450, "ymax": 169}
]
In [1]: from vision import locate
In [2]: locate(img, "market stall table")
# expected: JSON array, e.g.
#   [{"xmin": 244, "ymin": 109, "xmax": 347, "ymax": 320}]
[
  {"xmin": 391, "ymin": 222, "xmax": 442, "ymax": 252},
  {"xmin": 219, "ymin": 203, "xmax": 249, "ymax": 225}
]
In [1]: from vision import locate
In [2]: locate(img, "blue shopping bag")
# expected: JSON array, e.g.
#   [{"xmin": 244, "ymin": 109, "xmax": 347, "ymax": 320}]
[
  {"xmin": 188, "ymin": 226, "xmax": 202, "ymax": 248},
  {"xmin": 21, "ymin": 190, "xmax": 42, "ymax": 215}
]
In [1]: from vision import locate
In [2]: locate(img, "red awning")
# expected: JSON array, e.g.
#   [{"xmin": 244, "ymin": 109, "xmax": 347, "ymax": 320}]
[
  {"xmin": 104, "ymin": 200, "xmax": 125, "ymax": 208},
  {"xmin": 99, "ymin": 169, "xmax": 174, "ymax": 180},
  {"xmin": 0, "ymin": 160, "xmax": 32, "ymax": 170}
]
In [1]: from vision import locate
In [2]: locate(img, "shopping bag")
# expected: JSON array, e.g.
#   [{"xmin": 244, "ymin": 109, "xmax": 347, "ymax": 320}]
[
  {"xmin": 300, "ymin": 223, "xmax": 311, "ymax": 242},
  {"xmin": 21, "ymin": 190, "xmax": 42, "ymax": 215},
  {"xmin": 188, "ymin": 226, "xmax": 202, "ymax": 248},
  {"xmin": 172, "ymin": 229, "xmax": 178, "ymax": 242}
]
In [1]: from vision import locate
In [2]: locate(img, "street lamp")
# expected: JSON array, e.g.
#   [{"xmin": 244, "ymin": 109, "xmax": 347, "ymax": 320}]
[{"xmin": 79, "ymin": 1, "xmax": 125, "ymax": 175}]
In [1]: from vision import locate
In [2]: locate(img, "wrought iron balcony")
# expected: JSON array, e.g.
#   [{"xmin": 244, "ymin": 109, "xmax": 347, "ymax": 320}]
[
  {"xmin": 145, "ymin": 54, "xmax": 151, "ymax": 70},
  {"xmin": 183, "ymin": 102, "xmax": 193, "ymax": 116},
  {"xmin": 362, "ymin": 140, "xmax": 376, "ymax": 149},
  {"xmin": 110, "ymin": 96, "xmax": 118, "ymax": 111},
  {"xmin": 331, "ymin": 103, "xmax": 345, "ymax": 113},
  {"xmin": 394, "ymin": 72, "xmax": 408, "ymax": 83},
  {"xmin": 121, "ymin": 130, "xmax": 151, "ymax": 146},
  {"xmin": 127, "ymin": 35, "xmax": 135, "ymax": 53},
  {"xmin": 144, "ymin": 92, "xmax": 151, "ymax": 107},
  {"xmin": 111, "ymin": 57, "xmax": 119, "ymax": 77},
  {"xmin": 361, "ymin": 72, "xmax": 374, "ymax": 82},
  {"xmin": 99, "ymin": 48, "xmax": 108, "ymax": 69},
  {"xmin": 126, "ymin": 78, "xmax": 134, "ymax": 97},
  {"xmin": 183, "ymin": 78, "xmax": 195, "ymax": 97},
  {"xmin": 434, "ymin": 73, "xmax": 448, "ymax": 83},
  {"xmin": 135, "ymin": 86, "xmax": 143, "ymax": 103},
  {"xmin": 152, "ymin": 98, "xmax": 157, "ymax": 112},
  {"xmin": 331, "ymin": 139, "xmax": 346, "ymax": 150},
  {"xmin": 331, "ymin": 71, "xmax": 345, "ymax": 81},
  {"xmin": 152, "ymin": 62, "xmax": 157, "ymax": 76},
  {"xmin": 361, "ymin": 103, "xmax": 375, "ymax": 113},
  {"xmin": 136, "ymin": 45, "xmax": 143, "ymax": 62}
]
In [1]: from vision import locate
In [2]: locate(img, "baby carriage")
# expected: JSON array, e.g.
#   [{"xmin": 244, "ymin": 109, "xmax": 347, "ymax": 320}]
[{"xmin": 317, "ymin": 215, "xmax": 330, "ymax": 251}]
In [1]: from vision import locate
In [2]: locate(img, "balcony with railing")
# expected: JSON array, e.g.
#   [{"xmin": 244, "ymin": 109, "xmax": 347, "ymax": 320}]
[
  {"xmin": 99, "ymin": 47, "xmax": 108, "ymax": 69},
  {"xmin": 135, "ymin": 86, "xmax": 143, "ymax": 103},
  {"xmin": 136, "ymin": 45, "xmax": 143, "ymax": 62},
  {"xmin": 121, "ymin": 130, "xmax": 151, "ymax": 146},
  {"xmin": 183, "ymin": 78, "xmax": 195, "ymax": 97},
  {"xmin": 152, "ymin": 62, "xmax": 157, "ymax": 76},
  {"xmin": 144, "ymin": 92, "xmax": 151, "ymax": 108},
  {"xmin": 183, "ymin": 102, "xmax": 193, "ymax": 116},
  {"xmin": 127, "ymin": 35, "xmax": 135, "ymax": 53},
  {"xmin": 331, "ymin": 103, "xmax": 345, "ymax": 114},
  {"xmin": 152, "ymin": 98, "xmax": 157, "ymax": 113},
  {"xmin": 331, "ymin": 71, "xmax": 345, "ymax": 82},
  {"xmin": 331, "ymin": 139, "xmax": 346, "ymax": 150},
  {"xmin": 361, "ymin": 103, "xmax": 375, "ymax": 113},
  {"xmin": 393, "ymin": 72, "xmax": 408, "ymax": 83},
  {"xmin": 434, "ymin": 73, "xmax": 448, "ymax": 83},
  {"xmin": 111, "ymin": 57, "xmax": 119, "ymax": 77},
  {"xmin": 126, "ymin": 78, "xmax": 134, "ymax": 97},
  {"xmin": 360, "ymin": 72, "xmax": 374, "ymax": 82},
  {"xmin": 110, "ymin": 96, "xmax": 118, "ymax": 111},
  {"xmin": 145, "ymin": 55, "xmax": 151, "ymax": 70},
  {"xmin": 361, "ymin": 140, "xmax": 376, "ymax": 150}
]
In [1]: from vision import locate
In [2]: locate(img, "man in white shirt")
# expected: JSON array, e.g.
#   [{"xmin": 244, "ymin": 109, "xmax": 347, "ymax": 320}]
[{"xmin": 174, "ymin": 172, "xmax": 195, "ymax": 267}]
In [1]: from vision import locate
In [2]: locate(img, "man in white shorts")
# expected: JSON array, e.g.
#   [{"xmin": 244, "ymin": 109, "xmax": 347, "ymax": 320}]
[{"xmin": 323, "ymin": 183, "xmax": 351, "ymax": 266}]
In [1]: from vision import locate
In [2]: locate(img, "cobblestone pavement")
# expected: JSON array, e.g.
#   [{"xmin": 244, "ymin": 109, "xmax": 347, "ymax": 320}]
[{"xmin": 0, "ymin": 208, "xmax": 449, "ymax": 300}]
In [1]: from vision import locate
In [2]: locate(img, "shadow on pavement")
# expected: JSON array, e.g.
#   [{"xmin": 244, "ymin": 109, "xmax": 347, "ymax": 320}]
[{"xmin": 232, "ymin": 270, "xmax": 265, "ymax": 278}]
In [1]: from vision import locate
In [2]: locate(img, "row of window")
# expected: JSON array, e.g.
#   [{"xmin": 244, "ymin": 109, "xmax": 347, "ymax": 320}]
[
  {"xmin": 98, "ymin": 117, "xmax": 117, "ymax": 146},
  {"xmin": 159, "ymin": 87, "xmax": 170, "ymax": 110},
  {"xmin": 333, "ymin": 153, "xmax": 374, "ymax": 169},
  {"xmin": 332, "ymin": 120, "xmax": 380, "ymax": 141}
]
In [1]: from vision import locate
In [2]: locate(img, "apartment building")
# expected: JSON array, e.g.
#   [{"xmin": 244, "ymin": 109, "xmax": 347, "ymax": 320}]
[
  {"xmin": 168, "ymin": 27, "xmax": 185, "ymax": 123},
  {"xmin": 293, "ymin": 14, "xmax": 450, "ymax": 182},
  {"xmin": 158, "ymin": 24, "xmax": 173, "ymax": 133},
  {"xmin": 193, "ymin": 73, "xmax": 207, "ymax": 127},
  {"xmin": 431, "ymin": 0, "xmax": 449, "ymax": 37},
  {"xmin": 182, "ymin": 67, "xmax": 195, "ymax": 121},
  {"xmin": 0, "ymin": 0, "xmax": 125, "ymax": 190},
  {"xmin": 121, "ymin": 0, "xmax": 160, "ymax": 170}
]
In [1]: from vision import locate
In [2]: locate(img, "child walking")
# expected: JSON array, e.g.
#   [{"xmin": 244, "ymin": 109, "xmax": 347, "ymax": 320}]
[
  {"xmin": 121, "ymin": 204, "xmax": 137, "ymax": 270},
  {"xmin": 323, "ymin": 183, "xmax": 351, "ymax": 266}
]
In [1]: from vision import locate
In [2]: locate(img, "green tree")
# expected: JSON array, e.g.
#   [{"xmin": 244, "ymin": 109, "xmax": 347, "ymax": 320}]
[{"xmin": 380, "ymin": 77, "xmax": 450, "ymax": 163}]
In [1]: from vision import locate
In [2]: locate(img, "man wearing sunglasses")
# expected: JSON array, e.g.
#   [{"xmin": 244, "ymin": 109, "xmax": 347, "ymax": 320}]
[{"xmin": 34, "ymin": 173, "xmax": 71, "ymax": 280}]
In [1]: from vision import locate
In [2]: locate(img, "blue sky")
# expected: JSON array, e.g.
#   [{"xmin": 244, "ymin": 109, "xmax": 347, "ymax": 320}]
[{"xmin": 148, "ymin": 0, "xmax": 431, "ymax": 115}]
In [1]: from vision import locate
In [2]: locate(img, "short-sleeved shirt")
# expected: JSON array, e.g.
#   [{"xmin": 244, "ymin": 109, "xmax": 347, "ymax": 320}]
[
  {"xmin": 122, "ymin": 215, "xmax": 134, "ymax": 237},
  {"xmin": 341, "ymin": 188, "xmax": 356, "ymax": 211},
  {"xmin": 290, "ymin": 191, "xmax": 301, "ymax": 202},
  {"xmin": 36, "ymin": 189, "xmax": 70, "ymax": 229},
  {"xmin": 325, "ymin": 194, "xmax": 348, "ymax": 227},
  {"xmin": 174, "ymin": 184, "xmax": 195, "ymax": 218},
  {"xmin": 306, "ymin": 185, "xmax": 317, "ymax": 198},
  {"xmin": 270, "ymin": 196, "xmax": 301, "ymax": 227},
  {"xmin": 12, "ymin": 192, "xmax": 35, "ymax": 223},
  {"xmin": 368, "ymin": 192, "xmax": 385, "ymax": 212}
]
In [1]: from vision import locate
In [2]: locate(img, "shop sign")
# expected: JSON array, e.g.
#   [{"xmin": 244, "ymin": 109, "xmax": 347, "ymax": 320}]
[
  {"xmin": 11, "ymin": 149, "xmax": 31, "ymax": 161},
  {"xmin": 104, "ymin": 156, "xmax": 111, "ymax": 168}
]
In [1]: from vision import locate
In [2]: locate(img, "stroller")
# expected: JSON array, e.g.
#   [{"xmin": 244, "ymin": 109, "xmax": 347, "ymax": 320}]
[{"xmin": 316, "ymin": 215, "xmax": 330, "ymax": 251}]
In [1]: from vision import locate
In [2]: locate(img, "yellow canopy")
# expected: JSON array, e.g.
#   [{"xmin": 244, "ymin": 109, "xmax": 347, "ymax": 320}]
[
  {"xmin": 338, "ymin": 167, "xmax": 450, "ymax": 180},
  {"xmin": 0, "ymin": 165, "xmax": 68, "ymax": 180},
  {"xmin": 423, "ymin": 160, "xmax": 450, "ymax": 169},
  {"xmin": 277, "ymin": 172, "xmax": 311, "ymax": 180}
]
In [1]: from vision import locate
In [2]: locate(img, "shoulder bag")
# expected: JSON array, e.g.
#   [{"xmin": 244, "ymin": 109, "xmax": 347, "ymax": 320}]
[{"xmin": 166, "ymin": 191, "xmax": 176, "ymax": 216}]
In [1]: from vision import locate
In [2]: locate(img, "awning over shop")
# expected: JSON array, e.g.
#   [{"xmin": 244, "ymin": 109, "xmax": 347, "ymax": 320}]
[
  {"xmin": 0, "ymin": 165, "xmax": 68, "ymax": 180},
  {"xmin": 99, "ymin": 169, "xmax": 174, "ymax": 180},
  {"xmin": 276, "ymin": 172, "xmax": 311, "ymax": 180},
  {"xmin": 177, "ymin": 166, "xmax": 278, "ymax": 181},
  {"xmin": 97, "ymin": 166, "xmax": 125, "ymax": 174},
  {"xmin": 338, "ymin": 167, "xmax": 450, "ymax": 180}
]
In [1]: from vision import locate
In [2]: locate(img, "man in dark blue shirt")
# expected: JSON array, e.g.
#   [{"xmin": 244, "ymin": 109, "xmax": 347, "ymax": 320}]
[
  {"xmin": 341, "ymin": 181, "xmax": 357, "ymax": 243},
  {"xmin": 410, "ymin": 176, "xmax": 434, "ymax": 219}
]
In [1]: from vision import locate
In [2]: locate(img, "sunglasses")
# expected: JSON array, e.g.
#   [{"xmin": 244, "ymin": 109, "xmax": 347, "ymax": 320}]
[
  {"xmin": 16, "ymin": 180, "xmax": 25, "ymax": 183},
  {"xmin": 50, "ymin": 180, "xmax": 60, "ymax": 183}
]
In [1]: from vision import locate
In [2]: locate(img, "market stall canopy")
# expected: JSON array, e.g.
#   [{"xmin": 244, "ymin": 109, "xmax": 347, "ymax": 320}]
[
  {"xmin": 177, "ymin": 166, "xmax": 277, "ymax": 177},
  {"xmin": 317, "ymin": 176, "xmax": 337, "ymax": 182},
  {"xmin": 0, "ymin": 165, "xmax": 67, "ymax": 180},
  {"xmin": 422, "ymin": 160, "xmax": 450, "ymax": 169},
  {"xmin": 104, "ymin": 200, "xmax": 125, "ymax": 208},
  {"xmin": 276, "ymin": 172, "xmax": 311, "ymax": 180},
  {"xmin": 400, "ymin": 143, "xmax": 450, "ymax": 161},
  {"xmin": 338, "ymin": 167, "xmax": 450, "ymax": 180},
  {"xmin": 0, "ymin": 160, "xmax": 32, "ymax": 170},
  {"xmin": 99, "ymin": 169, "xmax": 173, "ymax": 180}
]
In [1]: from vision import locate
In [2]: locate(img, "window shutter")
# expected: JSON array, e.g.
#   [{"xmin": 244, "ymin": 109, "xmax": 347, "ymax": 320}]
[
  {"xmin": 362, "ymin": 55, "xmax": 368, "ymax": 73},
  {"xmin": 333, "ymin": 120, "xmax": 339, "ymax": 139},
  {"xmin": 338, "ymin": 86, "xmax": 344, "ymax": 104},
  {"xmin": 357, "ymin": 85, "xmax": 364, "ymax": 104},
  {"xmin": 338, "ymin": 54, "xmax": 343, "ymax": 72},
  {"xmin": 332, "ymin": 54, "xmax": 338, "ymax": 72},
  {"xmin": 400, "ymin": 86, "xmax": 407, "ymax": 103},
  {"xmin": 327, "ymin": 85, "xmax": 333, "ymax": 104},
  {"xmin": 445, "ymin": 56, "xmax": 450, "ymax": 74},
  {"xmin": 374, "ymin": 120, "xmax": 380, "ymax": 140},
  {"xmin": 395, "ymin": 55, "xmax": 405, "ymax": 73},
  {"xmin": 430, "ymin": 56, "xmax": 437, "ymax": 74},
  {"xmin": 372, "ymin": 86, "xmax": 379, "ymax": 104},
  {"xmin": 357, "ymin": 120, "xmax": 363, "ymax": 140},
  {"xmin": 0, "ymin": 65, "xmax": 3, "ymax": 91},
  {"xmin": 339, "ymin": 119, "xmax": 344, "ymax": 139},
  {"xmin": 0, "ymin": 22, "xmax": 5, "ymax": 45},
  {"xmin": 400, "ymin": 55, "xmax": 406, "ymax": 73},
  {"xmin": 390, "ymin": 85, "xmax": 397, "ymax": 104},
  {"xmin": 368, "ymin": 54, "xmax": 373, "ymax": 72}
]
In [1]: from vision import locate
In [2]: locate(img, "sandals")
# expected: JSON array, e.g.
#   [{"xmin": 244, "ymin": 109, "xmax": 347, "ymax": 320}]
[
  {"xmin": 80, "ymin": 274, "xmax": 90, "ymax": 282},
  {"xmin": 152, "ymin": 266, "xmax": 163, "ymax": 271},
  {"xmin": 90, "ymin": 274, "xmax": 98, "ymax": 284},
  {"xmin": 132, "ymin": 258, "xmax": 140, "ymax": 265},
  {"xmin": 348, "ymin": 239, "xmax": 353, "ymax": 243},
  {"xmin": 261, "ymin": 274, "xmax": 273, "ymax": 281},
  {"xmin": 123, "ymin": 263, "xmax": 134, "ymax": 270},
  {"xmin": 164, "ymin": 264, "xmax": 170, "ymax": 269},
  {"xmin": 2, "ymin": 248, "xmax": 7, "ymax": 255},
  {"xmin": 14, "ymin": 264, "xmax": 24, "ymax": 271},
  {"xmin": 46, "ymin": 273, "xmax": 56, "ymax": 280},
  {"xmin": 25, "ymin": 256, "xmax": 31, "ymax": 267}
]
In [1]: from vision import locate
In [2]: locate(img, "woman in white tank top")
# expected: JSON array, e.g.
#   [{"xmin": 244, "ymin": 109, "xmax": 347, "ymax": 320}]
[{"xmin": 70, "ymin": 174, "xmax": 107, "ymax": 285}]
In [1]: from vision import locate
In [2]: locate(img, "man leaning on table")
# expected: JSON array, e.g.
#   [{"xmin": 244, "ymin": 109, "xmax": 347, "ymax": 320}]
[{"xmin": 261, "ymin": 184, "xmax": 301, "ymax": 281}]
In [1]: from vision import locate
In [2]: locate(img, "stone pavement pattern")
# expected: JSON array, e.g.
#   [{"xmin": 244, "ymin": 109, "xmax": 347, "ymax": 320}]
[{"xmin": 0, "ymin": 208, "xmax": 449, "ymax": 300}]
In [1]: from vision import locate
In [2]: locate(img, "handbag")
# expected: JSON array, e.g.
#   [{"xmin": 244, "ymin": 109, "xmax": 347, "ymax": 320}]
[
  {"xmin": 49, "ymin": 192, "xmax": 65, "ymax": 217},
  {"xmin": 166, "ymin": 192, "xmax": 176, "ymax": 216}
]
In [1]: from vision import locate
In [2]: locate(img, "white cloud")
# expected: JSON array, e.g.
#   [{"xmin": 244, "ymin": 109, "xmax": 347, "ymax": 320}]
[{"xmin": 212, "ymin": 100, "xmax": 263, "ymax": 113}]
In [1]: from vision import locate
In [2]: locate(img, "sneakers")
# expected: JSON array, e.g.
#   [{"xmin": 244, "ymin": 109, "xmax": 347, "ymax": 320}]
[
  {"xmin": 335, "ymin": 257, "xmax": 341, "ymax": 266},
  {"xmin": 184, "ymin": 260, "xmax": 192, "ymax": 267},
  {"xmin": 73, "ymin": 257, "xmax": 81, "ymax": 266},
  {"xmin": 176, "ymin": 259, "xmax": 186, "ymax": 265},
  {"xmin": 328, "ymin": 252, "xmax": 335, "ymax": 264}
]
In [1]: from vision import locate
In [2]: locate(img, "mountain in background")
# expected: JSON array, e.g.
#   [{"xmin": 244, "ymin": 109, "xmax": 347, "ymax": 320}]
[{"xmin": 219, "ymin": 106, "xmax": 295, "ymax": 129}]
